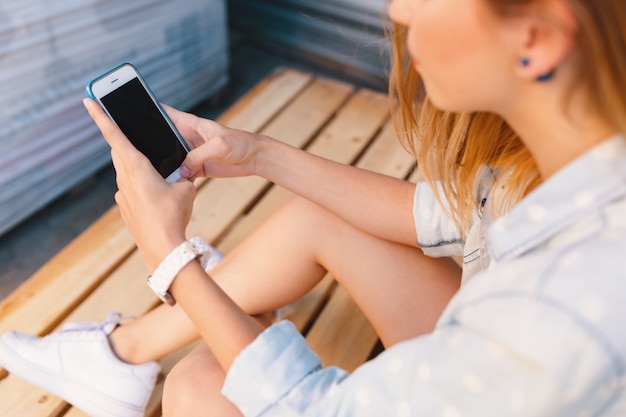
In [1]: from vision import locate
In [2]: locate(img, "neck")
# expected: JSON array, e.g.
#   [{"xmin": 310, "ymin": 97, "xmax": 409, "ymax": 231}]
[{"xmin": 501, "ymin": 82, "xmax": 615, "ymax": 180}]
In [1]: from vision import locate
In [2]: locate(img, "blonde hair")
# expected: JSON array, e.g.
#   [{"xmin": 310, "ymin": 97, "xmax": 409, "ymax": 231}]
[{"xmin": 389, "ymin": 0, "xmax": 626, "ymax": 235}]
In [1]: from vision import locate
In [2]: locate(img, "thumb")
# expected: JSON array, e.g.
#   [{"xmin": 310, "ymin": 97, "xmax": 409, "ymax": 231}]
[{"xmin": 179, "ymin": 144, "xmax": 215, "ymax": 178}]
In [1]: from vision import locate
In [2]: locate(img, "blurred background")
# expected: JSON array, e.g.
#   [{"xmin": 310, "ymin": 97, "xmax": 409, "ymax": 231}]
[{"xmin": 0, "ymin": 0, "xmax": 389, "ymax": 299}]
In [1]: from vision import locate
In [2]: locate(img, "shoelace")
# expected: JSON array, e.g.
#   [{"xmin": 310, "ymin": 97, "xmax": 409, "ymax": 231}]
[
  {"xmin": 58, "ymin": 312, "xmax": 134, "ymax": 336},
  {"xmin": 51, "ymin": 247, "xmax": 223, "ymax": 338}
]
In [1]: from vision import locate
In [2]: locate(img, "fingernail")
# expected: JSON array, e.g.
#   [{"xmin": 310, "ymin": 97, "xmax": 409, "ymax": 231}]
[{"xmin": 179, "ymin": 164, "xmax": 191, "ymax": 178}]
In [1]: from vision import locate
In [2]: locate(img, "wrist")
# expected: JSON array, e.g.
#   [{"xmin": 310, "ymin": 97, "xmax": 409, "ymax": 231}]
[
  {"xmin": 144, "ymin": 232, "xmax": 188, "ymax": 272},
  {"xmin": 146, "ymin": 237, "xmax": 213, "ymax": 306},
  {"xmin": 253, "ymin": 134, "xmax": 289, "ymax": 180}
]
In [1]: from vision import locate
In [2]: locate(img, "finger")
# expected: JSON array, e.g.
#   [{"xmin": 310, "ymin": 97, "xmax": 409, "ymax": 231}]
[
  {"xmin": 109, "ymin": 149, "xmax": 127, "ymax": 186},
  {"xmin": 162, "ymin": 103, "xmax": 185, "ymax": 120},
  {"xmin": 162, "ymin": 104, "xmax": 204, "ymax": 148},
  {"xmin": 180, "ymin": 141, "xmax": 226, "ymax": 178},
  {"xmin": 83, "ymin": 98, "xmax": 139, "ymax": 156}
]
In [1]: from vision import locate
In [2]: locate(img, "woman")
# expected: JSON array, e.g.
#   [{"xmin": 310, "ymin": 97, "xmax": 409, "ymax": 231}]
[{"xmin": 1, "ymin": 0, "xmax": 625, "ymax": 415}]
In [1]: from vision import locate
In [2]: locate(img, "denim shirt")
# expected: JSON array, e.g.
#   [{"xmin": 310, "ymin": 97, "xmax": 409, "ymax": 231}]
[
  {"xmin": 413, "ymin": 165, "xmax": 494, "ymax": 283},
  {"xmin": 223, "ymin": 135, "xmax": 626, "ymax": 417}
]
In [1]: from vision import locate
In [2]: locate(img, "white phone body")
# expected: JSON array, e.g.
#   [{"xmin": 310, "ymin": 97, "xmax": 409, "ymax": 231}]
[{"xmin": 86, "ymin": 63, "xmax": 190, "ymax": 183}]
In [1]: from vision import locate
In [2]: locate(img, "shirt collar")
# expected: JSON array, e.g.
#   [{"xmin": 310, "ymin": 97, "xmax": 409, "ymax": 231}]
[{"xmin": 488, "ymin": 134, "xmax": 626, "ymax": 263}]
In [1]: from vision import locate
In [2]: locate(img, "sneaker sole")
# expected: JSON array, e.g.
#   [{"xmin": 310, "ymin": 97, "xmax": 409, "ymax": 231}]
[{"xmin": 0, "ymin": 337, "xmax": 146, "ymax": 417}]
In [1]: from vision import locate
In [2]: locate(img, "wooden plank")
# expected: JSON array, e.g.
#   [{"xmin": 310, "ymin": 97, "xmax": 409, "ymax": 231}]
[
  {"xmin": 304, "ymin": 88, "xmax": 390, "ymax": 165},
  {"xmin": 217, "ymin": 68, "xmax": 313, "ymax": 133},
  {"xmin": 0, "ymin": 376, "xmax": 70, "ymax": 417},
  {"xmin": 306, "ymin": 285, "xmax": 379, "ymax": 372},
  {"xmin": 409, "ymin": 165, "xmax": 425, "ymax": 183},
  {"xmin": 0, "ymin": 207, "xmax": 131, "ymax": 337},
  {"xmin": 357, "ymin": 120, "xmax": 416, "ymax": 179},
  {"xmin": 0, "ymin": 74, "xmax": 355, "ymax": 417}
]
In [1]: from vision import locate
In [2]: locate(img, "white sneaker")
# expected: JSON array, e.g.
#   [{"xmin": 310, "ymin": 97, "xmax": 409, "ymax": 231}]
[
  {"xmin": 0, "ymin": 313, "xmax": 160, "ymax": 417},
  {"xmin": 0, "ymin": 246, "xmax": 225, "ymax": 417}
]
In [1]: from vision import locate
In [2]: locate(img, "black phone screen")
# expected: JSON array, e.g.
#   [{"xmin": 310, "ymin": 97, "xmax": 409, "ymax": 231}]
[{"xmin": 100, "ymin": 78, "xmax": 187, "ymax": 178}]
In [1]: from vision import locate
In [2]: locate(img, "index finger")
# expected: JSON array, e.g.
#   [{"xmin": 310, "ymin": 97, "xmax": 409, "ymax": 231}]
[{"xmin": 83, "ymin": 98, "xmax": 139, "ymax": 156}]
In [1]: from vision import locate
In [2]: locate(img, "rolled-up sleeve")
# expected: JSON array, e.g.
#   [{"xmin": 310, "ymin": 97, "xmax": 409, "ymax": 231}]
[
  {"xmin": 413, "ymin": 181, "xmax": 464, "ymax": 257},
  {"xmin": 222, "ymin": 321, "xmax": 348, "ymax": 416},
  {"xmin": 223, "ymin": 295, "xmax": 617, "ymax": 417}
]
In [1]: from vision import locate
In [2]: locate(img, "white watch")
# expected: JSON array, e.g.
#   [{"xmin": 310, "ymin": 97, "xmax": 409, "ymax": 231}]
[{"xmin": 147, "ymin": 237, "xmax": 212, "ymax": 306}]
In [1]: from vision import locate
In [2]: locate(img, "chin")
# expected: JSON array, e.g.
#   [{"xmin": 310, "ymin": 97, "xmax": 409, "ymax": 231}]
[
  {"xmin": 427, "ymin": 95, "xmax": 472, "ymax": 113},
  {"xmin": 426, "ymin": 89, "xmax": 486, "ymax": 114}
]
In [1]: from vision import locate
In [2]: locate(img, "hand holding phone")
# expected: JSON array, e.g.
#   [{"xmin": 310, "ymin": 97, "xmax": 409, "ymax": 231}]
[{"xmin": 86, "ymin": 63, "xmax": 190, "ymax": 183}]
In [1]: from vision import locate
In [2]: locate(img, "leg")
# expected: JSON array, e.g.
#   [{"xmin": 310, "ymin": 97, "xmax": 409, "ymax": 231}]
[
  {"xmin": 163, "ymin": 197, "xmax": 460, "ymax": 415},
  {"xmin": 116, "ymin": 192, "xmax": 460, "ymax": 361},
  {"xmin": 162, "ymin": 343, "xmax": 242, "ymax": 417},
  {"xmin": 111, "ymin": 195, "xmax": 333, "ymax": 364},
  {"xmin": 219, "ymin": 197, "xmax": 460, "ymax": 346}
]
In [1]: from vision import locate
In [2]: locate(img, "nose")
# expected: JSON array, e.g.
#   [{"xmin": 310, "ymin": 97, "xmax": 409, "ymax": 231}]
[{"xmin": 388, "ymin": 0, "xmax": 411, "ymax": 26}]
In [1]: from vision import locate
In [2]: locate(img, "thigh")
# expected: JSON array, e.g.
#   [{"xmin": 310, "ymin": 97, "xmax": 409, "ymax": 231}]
[
  {"xmin": 214, "ymin": 196, "xmax": 461, "ymax": 348},
  {"xmin": 317, "ymin": 215, "xmax": 461, "ymax": 347}
]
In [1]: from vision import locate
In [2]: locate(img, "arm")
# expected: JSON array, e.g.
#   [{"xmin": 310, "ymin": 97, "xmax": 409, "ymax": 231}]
[
  {"xmin": 223, "ymin": 294, "xmax": 616, "ymax": 417},
  {"xmin": 166, "ymin": 107, "xmax": 417, "ymax": 246},
  {"xmin": 83, "ymin": 99, "xmax": 263, "ymax": 371},
  {"xmin": 169, "ymin": 260, "xmax": 263, "ymax": 371},
  {"xmin": 255, "ymin": 136, "xmax": 417, "ymax": 246}
]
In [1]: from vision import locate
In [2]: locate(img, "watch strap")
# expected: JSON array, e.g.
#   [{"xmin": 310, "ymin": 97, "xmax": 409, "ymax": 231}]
[{"xmin": 147, "ymin": 237, "xmax": 212, "ymax": 306}]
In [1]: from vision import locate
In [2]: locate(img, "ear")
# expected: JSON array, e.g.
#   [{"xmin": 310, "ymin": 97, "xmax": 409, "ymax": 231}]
[{"xmin": 516, "ymin": 0, "xmax": 578, "ymax": 81}]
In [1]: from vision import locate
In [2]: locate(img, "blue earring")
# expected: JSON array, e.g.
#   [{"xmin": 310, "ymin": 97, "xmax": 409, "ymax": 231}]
[
  {"xmin": 520, "ymin": 57, "xmax": 555, "ymax": 82},
  {"xmin": 535, "ymin": 70, "xmax": 555, "ymax": 82}
]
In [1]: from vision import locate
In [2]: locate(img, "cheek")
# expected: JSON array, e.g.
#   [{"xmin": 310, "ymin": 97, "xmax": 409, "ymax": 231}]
[
  {"xmin": 408, "ymin": 15, "xmax": 479, "ymax": 69},
  {"xmin": 407, "ymin": 13, "xmax": 499, "ymax": 111}
]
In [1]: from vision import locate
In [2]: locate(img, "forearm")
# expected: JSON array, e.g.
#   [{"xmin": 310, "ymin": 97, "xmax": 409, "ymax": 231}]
[
  {"xmin": 255, "ymin": 136, "xmax": 418, "ymax": 246},
  {"xmin": 169, "ymin": 259, "xmax": 264, "ymax": 371}
]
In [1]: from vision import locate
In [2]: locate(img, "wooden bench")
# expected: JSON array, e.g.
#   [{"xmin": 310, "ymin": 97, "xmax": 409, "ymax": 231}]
[{"xmin": 0, "ymin": 68, "xmax": 422, "ymax": 417}]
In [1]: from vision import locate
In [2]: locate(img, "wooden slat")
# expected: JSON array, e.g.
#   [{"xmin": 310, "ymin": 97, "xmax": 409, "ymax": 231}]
[
  {"xmin": 357, "ymin": 120, "xmax": 416, "ymax": 179},
  {"xmin": 217, "ymin": 68, "xmax": 313, "ymax": 133},
  {"xmin": 0, "ymin": 207, "xmax": 132, "ymax": 338},
  {"xmin": 306, "ymin": 285, "xmax": 379, "ymax": 372}
]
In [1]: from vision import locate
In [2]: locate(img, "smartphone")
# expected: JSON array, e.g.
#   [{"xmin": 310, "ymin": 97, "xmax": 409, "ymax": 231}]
[{"xmin": 86, "ymin": 63, "xmax": 190, "ymax": 183}]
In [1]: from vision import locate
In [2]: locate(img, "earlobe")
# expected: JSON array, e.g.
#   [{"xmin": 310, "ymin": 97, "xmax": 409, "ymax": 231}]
[
  {"xmin": 515, "ymin": 0, "xmax": 577, "ymax": 82},
  {"xmin": 519, "ymin": 57, "xmax": 556, "ymax": 82}
]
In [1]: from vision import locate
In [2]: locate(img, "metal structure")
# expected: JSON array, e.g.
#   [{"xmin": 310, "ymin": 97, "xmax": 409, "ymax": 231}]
[
  {"xmin": 0, "ymin": 0, "xmax": 229, "ymax": 236},
  {"xmin": 230, "ymin": 0, "xmax": 389, "ymax": 86}
]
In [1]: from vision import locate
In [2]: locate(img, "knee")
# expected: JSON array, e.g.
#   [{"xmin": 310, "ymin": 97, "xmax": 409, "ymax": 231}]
[
  {"xmin": 162, "ymin": 352, "xmax": 227, "ymax": 417},
  {"xmin": 162, "ymin": 358, "xmax": 204, "ymax": 416}
]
